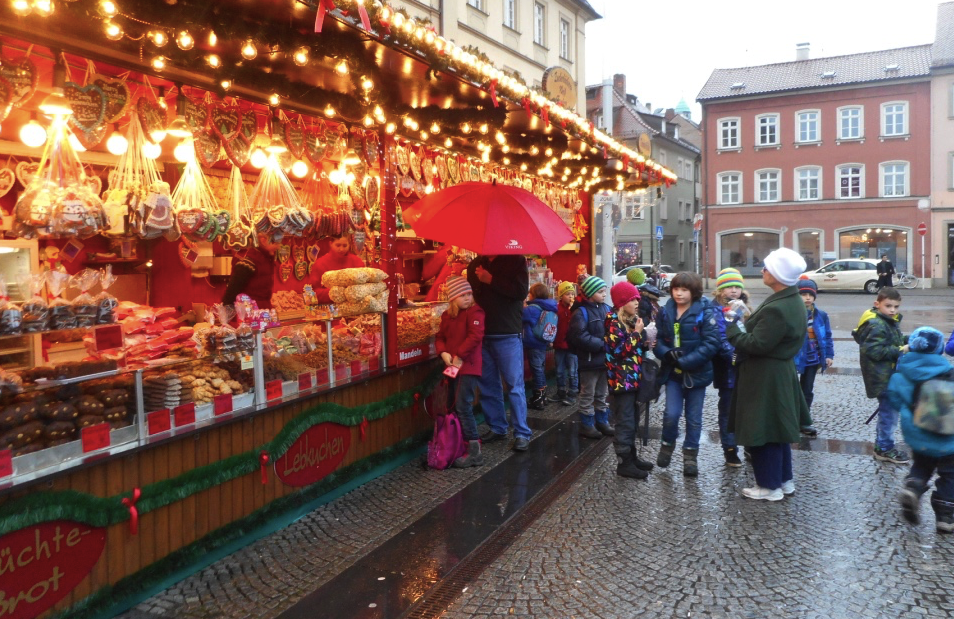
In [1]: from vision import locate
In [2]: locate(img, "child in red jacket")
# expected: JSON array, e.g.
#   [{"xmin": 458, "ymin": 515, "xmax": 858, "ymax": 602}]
[
  {"xmin": 435, "ymin": 276, "xmax": 486, "ymax": 467},
  {"xmin": 554, "ymin": 281, "xmax": 580, "ymax": 406}
]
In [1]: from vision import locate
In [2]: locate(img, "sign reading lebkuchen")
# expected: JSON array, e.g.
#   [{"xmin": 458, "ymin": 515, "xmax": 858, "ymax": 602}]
[
  {"xmin": 0, "ymin": 521, "xmax": 106, "ymax": 619},
  {"xmin": 275, "ymin": 423, "xmax": 351, "ymax": 487}
]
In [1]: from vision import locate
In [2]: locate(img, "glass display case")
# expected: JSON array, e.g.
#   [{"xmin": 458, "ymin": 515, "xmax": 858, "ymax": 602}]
[
  {"xmin": 395, "ymin": 302, "xmax": 447, "ymax": 367},
  {"xmin": 0, "ymin": 240, "xmax": 42, "ymax": 371}
]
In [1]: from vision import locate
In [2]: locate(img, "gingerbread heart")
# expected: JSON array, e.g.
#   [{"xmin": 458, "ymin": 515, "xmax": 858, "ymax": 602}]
[
  {"xmin": 185, "ymin": 99, "xmax": 209, "ymax": 132},
  {"xmin": 225, "ymin": 133, "xmax": 251, "ymax": 168},
  {"xmin": 0, "ymin": 168, "xmax": 14, "ymax": 198},
  {"xmin": 177, "ymin": 208, "xmax": 207, "ymax": 235},
  {"xmin": 193, "ymin": 129, "xmax": 222, "ymax": 168},
  {"xmin": 15, "ymin": 161, "xmax": 39, "ymax": 188},
  {"xmin": 65, "ymin": 82, "xmax": 108, "ymax": 148},
  {"xmin": 304, "ymin": 125, "xmax": 327, "ymax": 165},
  {"xmin": 137, "ymin": 97, "xmax": 167, "ymax": 141},
  {"xmin": 210, "ymin": 210, "xmax": 231, "ymax": 240},
  {"xmin": 84, "ymin": 175, "xmax": 102, "ymax": 196},
  {"xmin": 92, "ymin": 75, "xmax": 131, "ymax": 124},
  {"xmin": 0, "ymin": 77, "xmax": 13, "ymax": 123},
  {"xmin": 284, "ymin": 122, "xmax": 306, "ymax": 159},
  {"xmin": 239, "ymin": 111, "xmax": 257, "ymax": 141},
  {"xmin": 211, "ymin": 105, "xmax": 242, "ymax": 142},
  {"xmin": 364, "ymin": 133, "xmax": 379, "ymax": 165},
  {"xmin": 0, "ymin": 57, "xmax": 38, "ymax": 109}
]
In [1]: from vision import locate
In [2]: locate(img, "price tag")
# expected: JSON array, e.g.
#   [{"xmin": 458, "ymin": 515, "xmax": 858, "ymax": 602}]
[
  {"xmin": 350, "ymin": 360, "xmax": 364, "ymax": 376},
  {"xmin": 334, "ymin": 364, "xmax": 349, "ymax": 381},
  {"xmin": 266, "ymin": 379, "xmax": 283, "ymax": 401},
  {"xmin": 213, "ymin": 393, "xmax": 233, "ymax": 416},
  {"xmin": 81, "ymin": 423, "xmax": 111, "ymax": 453},
  {"xmin": 369, "ymin": 357, "xmax": 380, "ymax": 372},
  {"xmin": 174, "ymin": 403, "xmax": 196, "ymax": 427},
  {"xmin": 315, "ymin": 368, "xmax": 329, "ymax": 385},
  {"xmin": 240, "ymin": 354, "xmax": 254, "ymax": 370},
  {"xmin": 0, "ymin": 449, "xmax": 12, "ymax": 478},
  {"xmin": 93, "ymin": 324, "xmax": 124, "ymax": 352},
  {"xmin": 147, "ymin": 409, "xmax": 171, "ymax": 435},
  {"xmin": 298, "ymin": 372, "xmax": 313, "ymax": 392}
]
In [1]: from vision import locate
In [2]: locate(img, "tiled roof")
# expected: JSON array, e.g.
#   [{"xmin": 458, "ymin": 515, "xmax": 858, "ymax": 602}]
[
  {"xmin": 636, "ymin": 113, "xmax": 701, "ymax": 154},
  {"xmin": 569, "ymin": 0, "xmax": 601, "ymax": 20},
  {"xmin": 933, "ymin": 2, "xmax": 954, "ymax": 68},
  {"xmin": 697, "ymin": 45, "xmax": 932, "ymax": 102}
]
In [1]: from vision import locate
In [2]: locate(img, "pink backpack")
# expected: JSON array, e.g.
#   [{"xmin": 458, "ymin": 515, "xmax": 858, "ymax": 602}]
[{"xmin": 425, "ymin": 379, "xmax": 466, "ymax": 470}]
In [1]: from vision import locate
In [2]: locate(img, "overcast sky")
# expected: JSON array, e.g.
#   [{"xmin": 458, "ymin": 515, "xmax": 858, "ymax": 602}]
[{"xmin": 584, "ymin": 0, "xmax": 944, "ymax": 121}]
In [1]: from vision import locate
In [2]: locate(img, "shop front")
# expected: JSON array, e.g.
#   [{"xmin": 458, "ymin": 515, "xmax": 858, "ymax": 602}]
[
  {"xmin": 835, "ymin": 226, "xmax": 910, "ymax": 272},
  {"xmin": 717, "ymin": 229, "xmax": 780, "ymax": 277}
]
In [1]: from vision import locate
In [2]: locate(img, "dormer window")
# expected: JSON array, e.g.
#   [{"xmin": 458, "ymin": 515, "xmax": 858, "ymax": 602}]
[
  {"xmin": 884, "ymin": 63, "xmax": 900, "ymax": 72},
  {"xmin": 821, "ymin": 70, "xmax": 836, "ymax": 79},
  {"xmin": 730, "ymin": 82, "xmax": 745, "ymax": 90}
]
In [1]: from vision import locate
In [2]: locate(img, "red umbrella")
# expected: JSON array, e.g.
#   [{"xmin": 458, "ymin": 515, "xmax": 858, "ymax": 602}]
[{"xmin": 401, "ymin": 181, "xmax": 574, "ymax": 255}]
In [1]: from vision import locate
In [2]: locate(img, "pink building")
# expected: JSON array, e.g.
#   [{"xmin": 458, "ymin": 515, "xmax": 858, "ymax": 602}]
[{"xmin": 698, "ymin": 45, "xmax": 932, "ymax": 279}]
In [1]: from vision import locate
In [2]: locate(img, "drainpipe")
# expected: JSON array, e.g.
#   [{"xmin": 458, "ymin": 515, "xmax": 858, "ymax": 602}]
[
  {"xmin": 600, "ymin": 79, "xmax": 614, "ymax": 282},
  {"xmin": 701, "ymin": 104, "xmax": 710, "ymax": 285}
]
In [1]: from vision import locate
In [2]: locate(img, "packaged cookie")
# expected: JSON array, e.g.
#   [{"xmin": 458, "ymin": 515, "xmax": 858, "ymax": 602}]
[
  {"xmin": 0, "ymin": 420, "xmax": 44, "ymax": 449},
  {"xmin": 0, "ymin": 402, "xmax": 38, "ymax": 430},
  {"xmin": 0, "ymin": 276, "xmax": 22, "ymax": 336},
  {"xmin": 43, "ymin": 402, "xmax": 79, "ymax": 422},
  {"xmin": 43, "ymin": 421, "xmax": 76, "ymax": 442},
  {"xmin": 103, "ymin": 406, "xmax": 127, "ymax": 422},
  {"xmin": 100, "ymin": 389, "xmax": 128, "ymax": 407},
  {"xmin": 69, "ymin": 269, "xmax": 101, "ymax": 328},
  {"xmin": 47, "ymin": 268, "xmax": 75, "ymax": 330},
  {"xmin": 95, "ymin": 265, "xmax": 119, "ymax": 324},
  {"xmin": 18, "ymin": 272, "xmax": 49, "ymax": 333},
  {"xmin": 74, "ymin": 395, "xmax": 105, "ymax": 416}
]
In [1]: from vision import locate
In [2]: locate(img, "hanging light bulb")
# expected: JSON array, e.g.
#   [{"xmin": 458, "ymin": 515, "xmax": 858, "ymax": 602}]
[
  {"xmin": 293, "ymin": 47, "xmax": 309, "ymax": 66},
  {"xmin": 268, "ymin": 93, "xmax": 280, "ymax": 106},
  {"xmin": 220, "ymin": 79, "xmax": 232, "ymax": 91},
  {"xmin": 151, "ymin": 56, "xmax": 167, "ymax": 71},
  {"xmin": 19, "ymin": 116, "xmax": 47, "ymax": 148},
  {"xmin": 12, "ymin": 0, "xmax": 31, "ymax": 16},
  {"xmin": 443, "ymin": 137, "xmax": 452, "ymax": 148},
  {"xmin": 291, "ymin": 160, "xmax": 308, "ymax": 178},
  {"xmin": 335, "ymin": 60, "xmax": 349, "ymax": 75},
  {"xmin": 241, "ymin": 40, "xmax": 257, "ymax": 60},
  {"xmin": 265, "ymin": 114, "xmax": 287, "ymax": 154},
  {"xmin": 501, "ymin": 144, "xmax": 510, "ymax": 153},
  {"xmin": 173, "ymin": 139, "xmax": 194, "ymax": 163},
  {"xmin": 460, "ymin": 122, "xmax": 471, "ymax": 134},
  {"xmin": 208, "ymin": 30, "xmax": 217, "ymax": 46},
  {"xmin": 142, "ymin": 140, "xmax": 161, "ymax": 160},
  {"xmin": 68, "ymin": 133, "xmax": 86, "ymax": 152},
  {"xmin": 495, "ymin": 131, "xmax": 506, "ymax": 145},
  {"xmin": 478, "ymin": 123, "xmax": 489, "ymax": 135},
  {"xmin": 39, "ymin": 55, "xmax": 73, "ymax": 116},
  {"xmin": 106, "ymin": 125, "xmax": 128, "ymax": 156},
  {"xmin": 329, "ymin": 167, "xmax": 343, "ymax": 185},
  {"xmin": 98, "ymin": 0, "xmax": 118, "ymax": 17},
  {"xmin": 149, "ymin": 31, "xmax": 168, "ymax": 47},
  {"xmin": 250, "ymin": 148, "xmax": 268, "ymax": 168},
  {"xmin": 373, "ymin": 105, "xmax": 384, "ymax": 119},
  {"xmin": 419, "ymin": 131, "xmax": 429, "ymax": 141},
  {"xmin": 206, "ymin": 54, "xmax": 221, "ymax": 68},
  {"xmin": 429, "ymin": 122, "xmax": 440, "ymax": 134},
  {"xmin": 362, "ymin": 115, "xmax": 373, "ymax": 128},
  {"xmin": 104, "ymin": 20, "xmax": 123, "ymax": 41},
  {"xmin": 166, "ymin": 84, "xmax": 192, "ymax": 139},
  {"xmin": 176, "ymin": 31, "xmax": 194, "ymax": 51},
  {"xmin": 33, "ymin": 0, "xmax": 53, "ymax": 17},
  {"xmin": 384, "ymin": 122, "xmax": 396, "ymax": 134},
  {"xmin": 324, "ymin": 104, "xmax": 335, "ymax": 118},
  {"xmin": 361, "ymin": 76, "xmax": 373, "ymax": 90}
]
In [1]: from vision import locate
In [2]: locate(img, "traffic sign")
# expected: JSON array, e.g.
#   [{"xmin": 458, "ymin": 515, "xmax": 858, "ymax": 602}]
[
  {"xmin": 655, "ymin": 225, "xmax": 664, "ymax": 240},
  {"xmin": 918, "ymin": 222, "xmax": 927, "ymax": 236},
  {"xmin": 693, "ymin": 229, "xmax": 699, "ymax": 243}
]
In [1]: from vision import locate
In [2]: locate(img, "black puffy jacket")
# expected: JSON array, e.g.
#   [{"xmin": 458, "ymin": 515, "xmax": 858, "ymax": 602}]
[{"xmin": 567, "ymin": 300, "xmax": 610, "ymax": 371}]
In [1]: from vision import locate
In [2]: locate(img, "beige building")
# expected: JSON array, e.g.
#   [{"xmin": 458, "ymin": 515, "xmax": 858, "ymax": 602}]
[
  {"xmin": 931, "ymin": 1, "xmax": 954, "ymax": 286},
  {"xmin": 390, "ymin": 1, "xmax": 600, "ymax": 112}
]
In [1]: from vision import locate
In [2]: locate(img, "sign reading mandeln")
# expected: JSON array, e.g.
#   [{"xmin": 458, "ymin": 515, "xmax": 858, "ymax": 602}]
[{"xmin": 542, "ymin": 67, "xmax": 578, "ymax": 111}]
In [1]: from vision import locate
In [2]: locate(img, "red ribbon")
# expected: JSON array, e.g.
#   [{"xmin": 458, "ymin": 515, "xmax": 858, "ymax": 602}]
[
  {"xmin": 522, "ymin": 97, "xmax": 532, "ymax": 116},
  {"xmin": 259, "ymin": 451, "xmax": 270, "ymax": 485},
  {"xmin": 489, "ymin": 79, "xmax": 498, "ymax": 108},
  {"xmin": 360, "ymin": 417, "xmax": 368, "ymax": 441},
  {"xmin": 622, "ymin": 154, "xmax": 630, "ymax": 170},
  {"xmin": 314, "ymin": 0, "xmax": 337, "ymax": 33},
  {"xmin": 603, "ymin": 146, "xmax": 608, "ymax": 159},
  {"xmin": 412, "ymin": 392, "xmax": 421, "ymax": 416},
  {"xmin": 541, "ymin": 105, "xmax": 550, "ymax": 125},
  {"xmin": 588, "ymin": 121, "xmax": 595, "ymax": 135},
  {"xmin": 357, "ymin": 2, "xmax": 372, "ymax": 31},
  {"xmin": 121, "ymin": 488, "xmax": 141, "ymax": 535}
]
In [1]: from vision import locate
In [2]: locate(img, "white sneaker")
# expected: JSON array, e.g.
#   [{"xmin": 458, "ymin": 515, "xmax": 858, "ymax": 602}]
[
  {"xmin": 781, "ymin": 480, "xmax": 795, "ymax": 495},
  {"xmin": 742, "ymin": 485, "xmax": 784, "ymax": 501}
]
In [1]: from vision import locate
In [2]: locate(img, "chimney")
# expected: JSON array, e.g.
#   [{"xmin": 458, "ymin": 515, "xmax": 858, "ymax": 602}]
[
  {"xmin": 613, "ymin": 73, "xmax": 626, "ymax": 96},
  {"xmin": 796, "ymin": 42, "xmax": 810, "ymax": 61},
  {"xmin": 602, "ymin": 79, "xmax": 613, "ymax": 136},
  {"xmin": 664, "ymin": 108, "xmax": 676, "ymax": 121}
]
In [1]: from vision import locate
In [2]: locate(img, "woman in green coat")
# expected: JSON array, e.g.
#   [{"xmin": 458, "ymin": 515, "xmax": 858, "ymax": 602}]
[{"xmin": 724, "ymin": 248, "xmax": 811, "ymax": 501}]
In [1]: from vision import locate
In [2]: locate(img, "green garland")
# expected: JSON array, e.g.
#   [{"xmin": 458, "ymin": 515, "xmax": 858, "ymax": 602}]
[{"xmin": 0, "ymin": 364, "xmax": 443, "ymax": 537}]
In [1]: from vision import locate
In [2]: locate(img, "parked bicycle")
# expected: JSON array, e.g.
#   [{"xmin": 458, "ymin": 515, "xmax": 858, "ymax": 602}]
[{"xmin": 894, "ymin": 271, "xmax": 919, "ymax": 289}]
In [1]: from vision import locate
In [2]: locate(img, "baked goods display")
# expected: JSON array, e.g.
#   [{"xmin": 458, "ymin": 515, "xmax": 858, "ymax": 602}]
[
  {"xmin": 150, "ymin": 359, "xmax": 252, "ymax": 409},
  {"xmin": 396, "ymin": 303, "xmax": 447, "ymax": 349},
  {"xmin": 321, "ymin": 267, "xmax": 389, "ymax": 316},
  {"xmin": 271, "ymin": 290, "xmax": 305, "ymax": 313},
  {"xmin": 263, "ymin": 313, "xmax": 383, "ymax": 373}
]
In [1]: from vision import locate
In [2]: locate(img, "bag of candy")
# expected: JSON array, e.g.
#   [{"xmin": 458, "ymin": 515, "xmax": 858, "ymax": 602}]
[
  {"xmin": 211, "ymin": 303, "xmax": 238, "ymax": 356},
  {"xmin": 47, "ymin": 267, "xmax": 75, "ymax": 330},
  {"xmin": 0, "ymin": 276, "xmax": 23, "ymax": 336},
  {"xmin": 233, "ymin": 296, "xmax": 255, "ymax": 352},
  {"xmin": 18, "ymin": 272, "xmax": 49, "ymax": 332},
  {"xmin": 69, "ymin": 268, "xmax": 101, "ymax": 328},
  {"xmin": 95, "ymin": 264, "xmax": 119, "ymax": 324}
]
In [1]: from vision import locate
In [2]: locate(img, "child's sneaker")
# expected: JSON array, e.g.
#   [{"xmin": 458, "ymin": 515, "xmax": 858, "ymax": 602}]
[
  {"xmin": 723, "ymin": 447, "xmax": 742, "ymax": 468},
  {"xmin": 874, "ymin": 447, "xmax": 910, "ymax": 464},
  {"xmin": 899, "ymin": 480, "xmax": 924, "ymax": 525}
]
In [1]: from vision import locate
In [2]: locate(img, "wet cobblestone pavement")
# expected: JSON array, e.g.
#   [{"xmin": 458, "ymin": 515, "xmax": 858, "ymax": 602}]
[{"xmin": 117, "ymin": 289, "xmax": 954, "ymax": 619}]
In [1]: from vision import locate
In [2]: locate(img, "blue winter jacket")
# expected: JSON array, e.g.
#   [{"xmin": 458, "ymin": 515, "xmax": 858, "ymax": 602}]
[
  {"xmin": 887, "ymin": 352, "xmax": 954, "ymax": 458},
  {"xmin": 946, "ymin": 328, "xmax": 954, "ymax": 356},
  {"xmin": 711, "ymin": 300, "xmax": 737, "ymax": 390},
  {"xmin": 653, "ymin": 297, "xmax": 719, "ymax": 388},
  {"xmin": 794, "ymin": 307, "xmax": 834, "ymax": 374},
  {"xmin": 522, "ymin": 298, "xmax": 559, "ymax": 350},
  {"xmin": 567, "ymin": 300, "xmax": 611, "ymax": 371}
]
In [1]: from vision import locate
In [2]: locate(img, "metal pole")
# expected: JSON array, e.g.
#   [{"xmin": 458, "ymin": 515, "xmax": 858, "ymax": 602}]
[{"xmin": 921, "ymin": 234, "xmax": 925, "ymax": 289}]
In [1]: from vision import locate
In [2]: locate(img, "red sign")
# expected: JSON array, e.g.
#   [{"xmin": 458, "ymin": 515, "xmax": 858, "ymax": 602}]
[
  {"xmin": 173, "ymin": 403, "xmax": 196, "ymax": 427},
  {"xmin": 369, "ymin": 357, "xmax": 380, "ymax": 372},
  {"xmin": 93, "ymin": 324, "xmax": 124, "ymax": 353},
  {"xmin": 81, "ymin": 424, "xmax": 110, "ymax": 453},
  {"xmin": 315, "ymin": 368, "xmax": 329, "ymax": 386},
  {"xmin": 350, "ymin": 359, "xmax": 365, "ymax": 376},
  {"xmin": 397, "ymin": 345, "xmax": 427, "ymax": 367},
  {"xmin": 298, "ymin": 372, "xmax": 313, "ymax": 392},
  {"xmin": 146, "ymin": 410, "xmax": 171, "ymax": 436},
  {"xmin": 213, "ymin": 394, "xmax": 233, "ymax": 416},
  {"xmin": 266, "ymin": 380, "xmax": 283, "ymax": 402},
  {"xmin": 275, "ymin": 423, "xmax": 352, "ymax": 487},
  {"xmin": 333, "ymin": 364, "xmax": 349, "ymax": 382},
  {"xmin": 918, "ymin": 222, "xmax": 927, "ymax": 236},
  {"xmin": 0, "ymin": 521, "xmax": 107, "ymax": 619},
  {"xmin": 0, "ymin": 449, "xmax": 12, "ymax": 478}
]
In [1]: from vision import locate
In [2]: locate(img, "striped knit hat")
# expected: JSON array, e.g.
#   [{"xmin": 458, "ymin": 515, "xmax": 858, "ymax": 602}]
[
  {"xmin": 716, "ymin": 267, "xmax": 744, "ymax": 290},
  {"xmin": 445, "ymin": 276, "xmax": 472, "ymax": 302},
  {"xmin": 797, "ymin": 275, "xmax": 817, "ymax": 298},
  {"xmin": 556, "ymin": 281, "xmax": 576, "ymax": 299},
  {"xmin": 580, "ymin": 275, "xmax": 607, "ymax": 299}
]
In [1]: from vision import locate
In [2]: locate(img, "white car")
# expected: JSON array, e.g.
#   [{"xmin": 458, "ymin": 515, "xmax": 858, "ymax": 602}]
[
  {"xmin": 612, "ymin": 264, "xmax": 674, "ymax": 288},
  {"xmin": 802, "ymin": 258, "xmax": 881, "ymax": 294}
]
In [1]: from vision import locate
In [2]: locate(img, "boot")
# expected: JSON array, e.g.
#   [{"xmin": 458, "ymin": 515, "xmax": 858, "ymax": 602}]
[
  {"xmin": 683, "ymin": 448, "xmax": 699, "ymax": 477},
  {"xmin": 453, "ymin": 440, "xmax": 484, "ymax": 468},
  {"xmin": 556, "ymin": 388, "xmax": 567, "ymax": 403},
  {"xmin": 931, "ymin": 491, "xmax": 954, "ymax": 533},
  {"xmin": 528, "ymin": 388, "xmax": 546, "ymax": 411},
  {"xmin": 899, "ymin": 478, "xmax": 926, "ymax": 525},
  {"xmin": 723, "ymin": 447, "xmax": 742, "ymax": 468},
  {"xmin": 594, "ymin": 409, "xmax": 615, "ymax": 436},
  {"xmin": 631, "ymin": 448, "xmax": 654, "ymax": 471},
  {"xmin": 657, "ymin": 442, "xmax": 675, "ymax": 468},
  {"xmin": 579, "ymin": 414, "xmax": 602, "ymax": 439},
  {"xmin": 562, "ymin": 390, "xmax": 578, "ymax": 406},
  {"xmin": 616, "ymin": 449, "xmax": 649, "ymax": 479}
]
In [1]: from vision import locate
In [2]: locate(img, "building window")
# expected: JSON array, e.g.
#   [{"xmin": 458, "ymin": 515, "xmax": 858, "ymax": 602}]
[
  {"xmin": 837, "ymin": 164, "xmax": 864, "ymax": 198},
  {"xmin": 718, "ymin": 172, "xmax": 741, "ymax": 205},
  {"xmin": 796, "ymin": 166, "xmax": 821, "ymax": 201},
  {"xmin": 880, "ymin": 162, "xmax": 909, "ymax": 197},
  {"xmin": 718, "ymin": 118, "xmax": 739, "ymax": 149},
  {"xmin": 796, "ymin": 110, "xmax": 819, "ymax": 143},
  {"xmin": 838, "ymin": 106, "xmax": 863, "ymax": 140},
  {"xmin": 881, "ymin": 101, "xmax": 908, "ymax": 137},
  {"xmin": 660, "ymin": 196, "xmax": 668, "ymax": 219},
  {"xmin": 720, "ymin": 231, "xmax": 780, "ymax": 276},
  {"xmin": 796, "ymin": 230, "xmax": 822, "ymax": 271},
  {"xmin": 839, "ymin": 227, "xmax": 908, "ymax": 272},
  {"xmin": 503, "ymin": 0, "xmax": 516, "ymax": 28},
  {"xmin": 685, "ymin": 160, "xmax": 694, "ymax": 181},
  {"xmin": 559, "ymin": 19, "xmax": 569, "ymax": 59},
  {"xmin": 677, "ymin": 158, "xmax": 684, "ymax": 179},
  {"xmin": 756, "ymin": 169, "xmax": 780, "ymax": 203},
  {"xmin": 467, "ymin": 0, "xmax": 484, "ymax": 10},
  {"xmin": 678, "ymin": 240, "xmax": 686, "ymax": 264},
  {"xmin": 756, "ymin": 114, "xmax": 779, "ymax": 146},
  {"xmin": 534, "ymin": 3, "xmax": 545, "ymax": 45}
]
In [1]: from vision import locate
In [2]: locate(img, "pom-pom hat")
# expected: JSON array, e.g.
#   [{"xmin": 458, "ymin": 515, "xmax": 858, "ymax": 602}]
[
  {"xmin": 610, "ymin": 281, "xmax": 641, "ymax": 309},
  {"xmin": 797, "ymin": 276, "xmax": 818, "ymax": 299},
  {"xmin": 908, "ymin": 327, "xmax": 944, "ymax": 354},
  {"xmin": 716, "ymin": 268, "xmax": 744, "ymax": 290},
  {"xmin": 580, "ymin": 275, "xmax": 607, "ymax": 299}
]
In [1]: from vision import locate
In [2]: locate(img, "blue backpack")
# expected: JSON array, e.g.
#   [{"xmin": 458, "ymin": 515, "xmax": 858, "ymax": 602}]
[{"xmin": 532, "ymin": 307, "xmax": 559, "ymax": 343}]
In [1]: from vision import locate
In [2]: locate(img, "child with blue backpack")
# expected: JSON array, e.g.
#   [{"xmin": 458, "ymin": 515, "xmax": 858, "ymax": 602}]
[
  {"xmin": 523, "ymin": 283, "xmax": 558, "ymax": 411},
  {"xmin": 568, "ymin": 276, "xmax": 613, "ymax": 439},
  {"xmin": 794, "ymin": 277, "xmax": 833, "ymax": 438},
  {"xmin": 888, "ymin": 327, "xmax": 954, "ymax": 533}
]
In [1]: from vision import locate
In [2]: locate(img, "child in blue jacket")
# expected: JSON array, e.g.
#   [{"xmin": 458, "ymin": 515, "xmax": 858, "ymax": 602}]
[
  {"xmin": 888, "ymin": 327, "xmax": 954, "ymax": 533},
  {"xmin": 793, "ymin": 277, "xmax": 834, "ymax": 438},
  {"xmin": 523, "ymin": 283, "xmax": 558, "ymax": 411},
  {"xmin": 711, "ymin": 268, "xmax": 751, "ymax": 467}
]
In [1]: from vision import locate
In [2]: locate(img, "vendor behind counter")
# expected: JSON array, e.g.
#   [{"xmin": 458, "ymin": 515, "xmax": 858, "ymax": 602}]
[
  {"xmin": 310, "ymin": 234, "xmax": 365, "ymax": 304},
  {"xmin": 222, "ymin": 232, "xmax": 279, "ymax": 308}
]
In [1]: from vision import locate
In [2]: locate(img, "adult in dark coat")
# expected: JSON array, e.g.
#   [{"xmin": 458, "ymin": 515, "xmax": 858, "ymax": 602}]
[
  {"xmin": 726, "ymin": 247, "xmax": 811, "ymax": 501},
  {"xmin": 876, "ymin": 255, "xmax": 895, "ymax": 290}
]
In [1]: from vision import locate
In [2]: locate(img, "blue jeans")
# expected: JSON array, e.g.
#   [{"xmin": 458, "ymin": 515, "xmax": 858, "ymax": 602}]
[
  {"xmin": 749, "ymin": 443, "xmax": 793, "ymax": 490},
  {"xmin": 661, "ymin": 380, "xmax": 706, "ymax": 450},
  {"xmin": 526, "ymin": 347, "xmax": 547, "ymax": 391},
  {"xmin": 876, "ymin": 393, "xmax": 899, "ymax": 452},
  {"xmin": 717, "ymin": 387, "xmax": 736, "ymax": 449},
  {"xmin": 455, "ymin": 374, "xmax": 480, "ymax": 441},
  {"xmin": 555, "ymin": 349, "xmax": 579, "ymax": 392},
  {"xmin": 478, "ymin": 335, "xmax": 531, "ymax": 440}
]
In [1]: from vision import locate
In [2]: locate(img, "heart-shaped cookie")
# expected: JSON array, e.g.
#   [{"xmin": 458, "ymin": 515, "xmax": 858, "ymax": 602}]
[
  {"xmin": 0, "ymin": 57, "xmax": 38, "ymax": 109},
  {"xmin": 84, "ymin": 175, "xmax": 102, "ymax": 196},
  {"xmin": 193, "ymin": 129, "xmax": 222, "ymax": 168},
  {"xmin": 284, "ymin": 122, "xmax": 306, "ymax": 159},
  {"xmin": 15, "ymin": 161, "xmax": 40, "ymax": 188},
  {"xmin": 92, "ymin": 75, "xmax": 131, "ymax": 124},
  {"xmin": 210, "ymin": 210, "xmax": 231, "ymax": 240},
  {"xmin": 185, "ymin": 99, "xmax": 209, "ymax": 132},
  {"xmin": 226, "ymin": 133, "xmax": 252, "ymax": 168},
  {"xmin": 0, "ymin": 168, "xmax": 15, "ymax": 198},
  {"xmin": 239, "ymin": 111, "xmax": 257, "ymax": 141},
  {"xmin": 304, "ymin": 125, "xmax": 327, "ymax": 165},
  {"xmin": 177, "ymin": 208, "xmax": 207, "ymax": 235},
  {"xmin": 211, "ymin": 105, "xmax": 242, "ymax": 142},
  {"xmin": 137, "ymin": 97, "xmax": 167, "ymax": 141},
  {"xmin": 364, "ymin": 132, "xmax": 379, "ymax": 165},
  {"xmin": 65, "ymin": 82, "xmax": 108, "ymax": 148}
]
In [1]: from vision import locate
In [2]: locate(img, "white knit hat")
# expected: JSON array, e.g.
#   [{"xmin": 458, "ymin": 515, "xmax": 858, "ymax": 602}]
[{"xmin": 762, "ymin": 248, "xmax": 807, "ymax": 286}]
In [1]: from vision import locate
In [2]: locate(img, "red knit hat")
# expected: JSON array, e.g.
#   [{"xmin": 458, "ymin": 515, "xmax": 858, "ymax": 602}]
[{"xmin": 610, "ymin": 281, "xmax": 640, "ymax": 309}]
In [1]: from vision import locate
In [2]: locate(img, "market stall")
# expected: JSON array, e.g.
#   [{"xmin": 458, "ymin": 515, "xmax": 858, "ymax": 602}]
[{"xmin": 0, "ymin": 2, "xmax": 674, "ymax": 618}]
